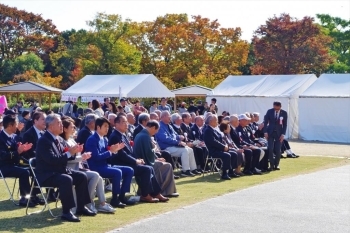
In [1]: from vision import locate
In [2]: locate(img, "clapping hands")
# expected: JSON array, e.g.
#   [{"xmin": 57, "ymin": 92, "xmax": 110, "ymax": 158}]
[
  {"xmin": 17, "ymin": 142, "xmax": 33, "ymax": 154},
  {"xmin": 109, "ymin": 143, "xmax": 125, "ymax": 154}
]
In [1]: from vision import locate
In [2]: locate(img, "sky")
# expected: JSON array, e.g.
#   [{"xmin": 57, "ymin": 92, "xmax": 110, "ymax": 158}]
[{"xmin": 1, "ymin": 0, "xmax": 350, "ymax": 41}]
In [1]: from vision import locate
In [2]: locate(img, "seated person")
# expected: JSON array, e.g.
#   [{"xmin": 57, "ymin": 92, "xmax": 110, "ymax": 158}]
[
  {"xmin": 85, "ymin": 117, "xmax": 135, "ymax": 208},
  {"xmin": 76, "ymin": 114, "xmax": 98, "ymax": 152},
  {"xmin": 109, "ymin": 115, "xmax": 169, "ymax": 203},
  {"xmin": 61, "ymin": 117, "xmax": 115, "ymax": 213},
  {"xmin": 156, "ymin": 111, "xmax": 198, "ymax": 177},
  {"xmin": 134, "ymin": 120, "xmax": 178, "ymax": 197},
  {"xmin": 0, "ymin": 115, "xmax": 36, "ymax": 207},
  {"xmin": 35, "ymin": 114, "xmax": 95, "ymax": 222},
  {"xmin": 219, "ymin": 121, "xmax": 244, "ymax": 176},
  {"xmin": 203, "ymin": 115, "xmax": 240, "ymax": 180}
]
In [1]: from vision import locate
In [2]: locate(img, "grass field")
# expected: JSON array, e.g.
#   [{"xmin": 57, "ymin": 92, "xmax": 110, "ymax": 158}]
[{"xmin": 0, "ymin": 156, "xmax": 348, "ymax": 233}]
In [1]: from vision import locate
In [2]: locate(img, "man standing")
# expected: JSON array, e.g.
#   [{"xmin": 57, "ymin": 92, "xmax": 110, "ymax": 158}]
[
  {"xmin": 102, "ymin": 98, "xmax": 110, "ymax": 112},
  {"xmin": 264, "ymin": 102, "xmax": 288, "ymax": 171},
  {"xmin": 158, "ymin": 98, "xmax": 171, "ymax": 112}
]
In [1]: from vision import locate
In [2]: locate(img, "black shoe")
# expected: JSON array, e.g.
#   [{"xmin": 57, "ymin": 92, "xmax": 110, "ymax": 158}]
[
  {"xmin": 274, "ymin": 166, "xmax": 280, "ymax": 171},
  {"xmin": 287, "ymin": 154, "xmax": 296, "ymax": 158},
  {"xmin": 228, "ymin": 172, "xmax": 240, "ymax": 178},
  {"xmin": 221, "ymin": 174, "xmax": 231, "ymax": 180},
  {"xmin": 267, "ymin": 167, "xmax": 274, "ymax": 172},
  {"xmin": 281, "ymin": 154, "xmax": 286, "ymax": 158},
  {"xmin": 61, "ymin": 211, "xmax": 80, "ymax": 222},
  {"xmin": 260, "ymin": 169, "xmax": 268, "ymax": 173},
  {"xmin": 120, "ymin": 198, "xmax": 136, "ymax": 206},
  {"xmin": 252, "ymin": 170, "xmax": 262, "ymax": 175},
  {"xmin": 191, "ymin": 170, "xmax": 201, "ymax": 175},
  {"xmin": 75, "ymin": 206, "xmax": 97, "ymax": 216},
  {"xmin": 293, "ymin": 153, "xmax": 299, "ymax": 158},
  {"xmin": 242, "ymin": 170, "xmax": 253, "ymax": 176},
  {"xmin": 110, "ymin": 197, "xmax": 126, "ymax": 208},
  {"xmin": 181, "ymin": 170, "xmax": 195, "ymax": 177},
  {"xmin": 19, "ymin": 197, "xmax": 36, "ymax": 207},
  {"xmin": 174, "ymin": 175, "xmax": 180, "ymax": 179},
  {"xmin": 31, "ymin": 196, "xmax": 45, "ymax": 205}
]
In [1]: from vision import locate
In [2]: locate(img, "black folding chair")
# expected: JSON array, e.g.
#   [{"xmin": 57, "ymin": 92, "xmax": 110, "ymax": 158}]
[
  {"xmin": 26, "ymin": 158, "xmax": 60, "ymax": 217},
  {"xmin": 202, "ymin": 154, "xmax": 223, "ymax": 177},
  {"xmin": 0, "ymin": 169, "xmax": 19, "ymax": 206}
]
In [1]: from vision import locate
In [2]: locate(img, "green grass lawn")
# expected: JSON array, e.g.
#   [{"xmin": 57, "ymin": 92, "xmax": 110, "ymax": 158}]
[{"xmin": 0, "ymin": 156, "xmax": 348, "ymax": 233}]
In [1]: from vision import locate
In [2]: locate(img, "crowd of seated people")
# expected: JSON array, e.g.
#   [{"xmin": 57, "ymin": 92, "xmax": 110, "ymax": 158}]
[{"xmin": 0, "ymin": 97, "xmax": 298, "ymax": 223}]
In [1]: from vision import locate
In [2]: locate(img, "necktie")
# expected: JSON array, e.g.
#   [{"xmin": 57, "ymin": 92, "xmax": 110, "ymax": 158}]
[
  {"xmin": 39, "ymin": 132, "xmax": 43, "ymax": 138},
  {"xmin": 122, "ymin": 134, "xmax": 133, "ymax": 153},
  {"xmin": 54, "ymin": 139, "xmax": 62, "ymax": 153},
  {"xmin": 275, "ymin": 111, "xmax": 278, "ymax": 121}
]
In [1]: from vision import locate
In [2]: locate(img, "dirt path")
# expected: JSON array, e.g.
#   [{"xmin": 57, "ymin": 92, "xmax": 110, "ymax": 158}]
[{"xmin": 289, "ymin": 140, "xmax": 350, "ymax": 158}]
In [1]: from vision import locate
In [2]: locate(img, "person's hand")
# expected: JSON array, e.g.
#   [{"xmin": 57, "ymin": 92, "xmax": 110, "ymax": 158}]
[
  {"xmin": 242, "ymin": 145, "xmax": 248, "ymax": 149},
  {"xmin": 186, "ymin": 142, "xmax": 194, "ymax": 147},
  {"xmin": 81, "ymin": 152, "xmax": 91, "ymax": 160},
  {"xmin": 258, "ymin": 123, "xmax": 264, "ymax": 130},
  {"xmin": 279, "ymin": 135, "xmax": 284, "ymax": 142},
  {"xmin": 109, "ymin": 143, "xmax": 123, "ymax": 153},
  {"xmin": 136, "ymin": 159, "xmax": 145, "ymax": 165},
  {"xmin": 17, "ymin": 122, "xmax": 24, "ymax": 131},
  {"xmin": 179, "ymin": 135, "xmax": 185, "ymax": 141},
  {"xmin": 199, "ymin": 141, "xmax": 205, "ymax": 147},
  {"xmin": 264, "ymin": 133, "xmax": 268, "ymax": 140},
  {"xmin": 17, "ymin": 143, "xmax": 33, "ymax": 154},
  {"xmin": 224, "ymin": 145, "xmax": 229, "ymax": 152},
  {"xmin": 179, "ymin": 141, "xmax": 186, "ymax": 147},
  {"xmin": 156, "ymin": 158, "xmax": 166, "ymax": 162},
  {"xmin": 238, "ymin": 149, "xmax": 244, "ymax": 153},
  {"xmin": 68, "ymin": 144, "xmax": 81, "ymax": 155}
]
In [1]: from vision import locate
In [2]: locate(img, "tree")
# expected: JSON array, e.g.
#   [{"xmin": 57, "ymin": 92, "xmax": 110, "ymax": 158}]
[
  {"xmin": 251, "ymin": 13, "xmax": 335, "ymax": 76},
  {"xmin": 12, "ymin": 70, "xmax": 62, "ymax": 88},
  {"xmin": 316, "ymin": 14, "xmax": 350, "ymax": 73},
  {"xmin": 69, "ymin": 13, "xmax": 141, "ymax": 75},
  {"xmin": 0, "ymin": 4, "xmax": 59, "ymax": 76},
  {"xmin": 128, "ymin": 14, "xmax": 249, "ymax": 88},
  {"xmin": 1, "ymin": 53, "xmax": 44, "ymax": 83}
]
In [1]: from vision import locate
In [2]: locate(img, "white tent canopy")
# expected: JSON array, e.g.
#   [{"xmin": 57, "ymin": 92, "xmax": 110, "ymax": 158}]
[
  {"xmin": 61, "ymin": 74, "xmax": 174, "ymax": 102},
  {"xmin": 207, "ymin": 74, "xmax": 317, "ymax": 139},
  {"xmin": 171, "ymin": 85, "xmax": 212, "ymax": 97},
  {"xmin": 299, "ymin": 73, "xmax": 350, "ymax": 143}
]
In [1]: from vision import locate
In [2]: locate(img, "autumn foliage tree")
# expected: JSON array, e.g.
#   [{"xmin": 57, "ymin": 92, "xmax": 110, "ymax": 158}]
[
  {"xmin": 12, "ymin": 70, "xmax": 62, "ymax": 88},
  {"xmin": 0, "ymin": 4, "xmax": 59, "ymax": 82},
  {"xmin": 251, "ymin": 13, "xmax": 334, "ymax": 75},
  {"xmin": 128, "ymin": 14, "xmax": 249, "ymax": 88}
]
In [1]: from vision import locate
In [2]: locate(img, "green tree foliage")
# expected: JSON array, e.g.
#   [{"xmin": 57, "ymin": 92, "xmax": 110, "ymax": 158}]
[
  {"xmin": 2, "ymin": 53, "xmax": 44, "ymax": 83},
  {"xmin": 316, "ymin": 14, "xmax": 350, "ymax": 73}
]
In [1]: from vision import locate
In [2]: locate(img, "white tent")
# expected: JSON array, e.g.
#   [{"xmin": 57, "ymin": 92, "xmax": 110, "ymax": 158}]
[
  {"xmin": 299, "ymin": 74, "xmax": 350, "ymax": 143},
  {"xmin": 207, "ymin": 74, "xmax": 317, "ymax": 139},
  {"xmin": 61, "ymin": 74, "xmax": 174, "ymax": 102}
]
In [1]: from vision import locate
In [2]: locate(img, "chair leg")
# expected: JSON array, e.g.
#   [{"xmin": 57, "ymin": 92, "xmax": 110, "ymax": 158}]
[
  {"xmin": 26, "ymin": 187, "xmax": 61, "ymax": 218},
  {"xmin": 2, "ymin": 177, "xmax": 19, "ymax": 206}
]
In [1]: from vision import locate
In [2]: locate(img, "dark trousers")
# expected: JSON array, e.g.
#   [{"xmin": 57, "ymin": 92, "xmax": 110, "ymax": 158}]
[
  {"xmin": 0, "ymin": 166, "xmax": 31, "ymax": 197},
  {"xmin": 242, "ymin": 149, "xmax": 253, "ymax": 172},
  {"xmin": 210, "ymin": 151, "xmax": 231, "ymax": 172},
  {"xmin": 258, "ymin": 149, "xmax": 269, "ymax": 170},
  {"xmin": 157, "ymin": 151, "xmax": 175, "ymax": 169},
  {"xmin": 193, "ymin": 146, "xmax": 207, "ymax": 168},
  {"xmin": 268, "ymin": 132, "xmax": 282, "ymax": 167},
  {"xmin": 229, "ymin": 150, "xmax": 244, "ymax": 168},
  {"xmin": 94, "ymin": 165, "xmax": 133, "ymax": 196},
  {"xmin": 41, "ymin": 171, "xmax": 90, "ymax": 213},
  {"xmin": 133, "ymin": 165, "xmax": 161, "ymax": 197},
  {"xmin": 227, "ymin": 150, "xmax": 239, "ymax": 169},
  {"xmin": 281, "ymin": 139, "xmax": 291, "ymax": 153}
]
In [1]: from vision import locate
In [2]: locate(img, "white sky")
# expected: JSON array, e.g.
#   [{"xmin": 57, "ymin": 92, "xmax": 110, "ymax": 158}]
[{"xmin": 1, "ymin": 0, "xmax": 350, "ymax": 41}]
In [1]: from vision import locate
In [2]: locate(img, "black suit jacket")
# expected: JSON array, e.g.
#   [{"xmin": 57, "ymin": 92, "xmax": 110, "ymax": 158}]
[
  {"xmin": 108, "ymin": 130, "xmax": 137, "ymax": 166},
  {"xmin": 236, "ymin": 125, "xmax": 254, "ymax": 146},
  {"xmin": 35, "ymin": 131, "xmax": 73, "ymax": 184},
  {"xmin": 76, "ymin": 126, "xmax": 93, "ymax": 152},
  {"xmin": 264, "ymin": 108, "xmax": 288, "ymax": 136},
  {"xmin": 203, "ymin": 126, "xmax": 226, "ymax": 154},
  {"xmin": 0, "ymin": 131, "xmax": 21, "ymax": 167},
  {"xmin": 180, "ymin": 123, "xmax": 195, "ymax": 141},
  {"xmin": 229, "ymin": 125, "xmax": 249, "ymax": 148},
  {"xmin": 22, "ymin": 126, "xmax": 40, "ymax": 160},
  {"xmin": 170, "ymin": 123, "xmax": 184, "ymax": 137},
  {"xmin": 133, "ymin": 125, "xmax": 144, "ymax": 139},
  {"xmin": 191, "ymin": 124, "xmax": 204, "ymax": 141}
]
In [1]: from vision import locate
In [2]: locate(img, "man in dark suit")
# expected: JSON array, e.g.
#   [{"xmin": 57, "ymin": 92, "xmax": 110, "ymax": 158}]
[
  {"xmin": 35, "ymin": 114, "xmax": 95, "ymax": 222},
  {"xmin": 264, "ymin": 101, "xmax": 288, "ymax": 170},
  {"xmin": 22, "ymin": 112, "xmax": 46, "ymax": 161},
  {"xmin": 203, "ymin": 115, "xmax": 240, "ymax": 180},
  {"xmin": 109, "ymin": 115, "xmax": 169, "ymax": 202},
  {"xmin": 77, "ymin": 113, "xmax": 98, "ymax": 152},
  {"xmin": 0, "ymin": 115, "xmax": 36, "ymax": 207}
]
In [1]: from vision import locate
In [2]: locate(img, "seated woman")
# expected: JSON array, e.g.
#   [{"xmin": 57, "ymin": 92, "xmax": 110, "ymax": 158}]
[
  {"xmin": 61, "ymin": 116, "xmax": 115, "ymax": 213},
  {"xmin": 219, "ymin": 121, "xmax": 244, "ymax": 176}
]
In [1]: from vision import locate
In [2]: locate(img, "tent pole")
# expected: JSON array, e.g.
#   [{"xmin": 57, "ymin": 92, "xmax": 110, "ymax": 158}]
[
  {"xmin": 39, "ymin": 93, "xmax": 42, "ymax": 107},
  {"xmin": 49, "ymin": 93, "xmax": 52, "ymax": 111},
  {"xmin": 16, "ymin": 93, "xmax": 19, "ymax": 102},
  {"xmin": 174, "ymin": 97, "xmax": 177, "ymax": 112}
]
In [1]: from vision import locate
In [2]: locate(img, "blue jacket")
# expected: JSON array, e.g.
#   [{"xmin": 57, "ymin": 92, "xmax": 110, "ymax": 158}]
[
  {"xmin": 155, "ymin": 121, "xmax": 181, "ymax": 150},
  {"xmin": 85, "ymin": 132, "xmax": 111, "ymax": 170}
]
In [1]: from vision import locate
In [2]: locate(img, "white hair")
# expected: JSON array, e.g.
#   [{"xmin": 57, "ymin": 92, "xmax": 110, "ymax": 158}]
[
  {"xmin": 171, "ymin": 113, "xmax": 181, "ymax": 124},
  {"xmin": 108, "ymin": 113, "xmax": 117, "ymax": 120}
]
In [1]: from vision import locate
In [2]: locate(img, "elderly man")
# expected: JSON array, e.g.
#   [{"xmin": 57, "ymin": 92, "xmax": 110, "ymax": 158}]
[
  {"xmin": 235, "ymin": 114, "xmax": 262, "ymax": 175},
  {"xmin": 203, "ymin": 115, "xmax": 239, "ymax": 180},
  {"xmin": 150, "ymin": 112, "xmax": 159, "ymax": 121},
  {"xmin": 155, "ymin": 111, "xmax": 197, "ymax": 177},
  {"xmin": 35, "ymin": 114, "xmax": 94, "ymax": 222},
  {"xmin": 134, "ymin": 120, "xmax": 178, "ymax": 197},
  {"xmin": 107, "ymin": 113, "xmax": 117, "ymax": 138},
  {"xmin": 180, "ymin": 113, "xmax": 207, "ymax": 173},
  {"xmin": 77, "ymin": 114, "xmax": 98, "ymax": 152},
  {"xmin": 126, "ymin": 113, "xmax": 136, "ymax": 140},
  {"xmin": 133, "ymin": 113, "xmax": 149, "ymax": 139}
]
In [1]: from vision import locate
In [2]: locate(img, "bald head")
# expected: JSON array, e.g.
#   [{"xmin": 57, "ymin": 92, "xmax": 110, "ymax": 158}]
[
  {"xmin": 160, "ymin": 111, "xmax": 171, "ymax": 124},
  {"xmin": 207, "ymin": 115, "xmax": 218, "ymax": 128},
  {"xmin": 229, "ymin": 114, "xmax": 239, "ymax": 128}
]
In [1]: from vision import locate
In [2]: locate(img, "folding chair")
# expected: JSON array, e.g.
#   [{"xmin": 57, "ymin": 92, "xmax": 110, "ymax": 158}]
[
  {"xmin": 26, "ymin": 158, "xmax": 61, "ymax": 217},
  {"xmin": 0, "ymin": 169, "xmax": 19, "ymax": 206},
  {"xmin": 171, "ymin": 156, "xmax": 182, "ymax": 172},
  {"xmin": 202, "ymin": 155, "xmax": 223, "ymax": 177},
  {"xmin": 131, "ymin": 176, "xmax": 138, "ymax": 195}
]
